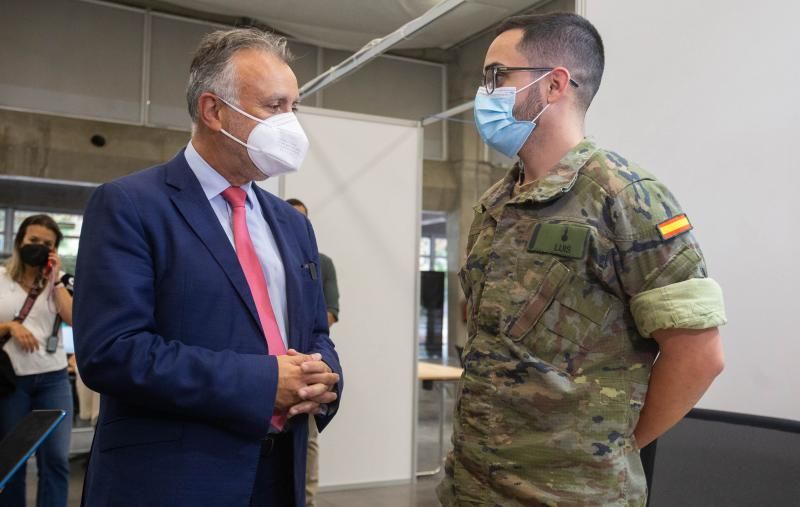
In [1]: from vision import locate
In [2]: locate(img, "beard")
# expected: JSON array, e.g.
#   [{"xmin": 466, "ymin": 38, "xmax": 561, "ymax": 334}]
[{"xmin": 512, "ymin": 88, "xmax": 547, "ymax": 123}]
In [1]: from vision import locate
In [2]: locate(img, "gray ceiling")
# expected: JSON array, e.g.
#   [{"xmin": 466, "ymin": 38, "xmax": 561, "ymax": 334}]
[{"xmin": 159, "ymin": 0, "xmax": 542, "ymax": 50}]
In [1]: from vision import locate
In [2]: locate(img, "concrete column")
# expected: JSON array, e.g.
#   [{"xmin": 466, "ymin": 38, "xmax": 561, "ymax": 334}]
[{"xmin": 0, "ymin": 109, "xmax": 189, "ymax": 183}]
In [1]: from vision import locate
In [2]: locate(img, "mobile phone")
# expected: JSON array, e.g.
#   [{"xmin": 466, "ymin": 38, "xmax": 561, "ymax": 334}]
[
  {"xmin": 45, "ymin": 334, "xmax": 58, "ymax": 354},
  {"xmin": 43, "ymin": 254, "xmax": 53, "ymax": 278}
]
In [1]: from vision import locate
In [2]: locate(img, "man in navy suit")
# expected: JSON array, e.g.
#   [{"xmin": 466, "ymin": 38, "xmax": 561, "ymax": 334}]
[{"xmin": 73, "ymin": 28, "xmax": 342, "ymax": 506}]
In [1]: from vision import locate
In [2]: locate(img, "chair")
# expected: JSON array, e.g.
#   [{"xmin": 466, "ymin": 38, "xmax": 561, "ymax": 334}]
[{"xmin": 646, "ymin": 408, "xmax": 800, "ymax": 506}]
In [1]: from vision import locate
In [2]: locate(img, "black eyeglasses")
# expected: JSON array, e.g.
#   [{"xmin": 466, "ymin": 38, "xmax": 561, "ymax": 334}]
[{"xmin": 482, "ymin": 66, "xmax": 580, "ymax": 94}]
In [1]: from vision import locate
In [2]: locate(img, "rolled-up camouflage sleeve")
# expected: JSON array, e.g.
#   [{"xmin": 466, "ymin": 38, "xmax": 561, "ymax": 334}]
[{"xmin": 610, "ymin": 178, "xmax": 727, "ymax": 337}]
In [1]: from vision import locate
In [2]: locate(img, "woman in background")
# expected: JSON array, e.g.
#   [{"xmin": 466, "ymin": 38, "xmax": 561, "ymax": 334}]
[{"xmin": 0, "ymin": 215, "xmax": 73, "ymax": 507}]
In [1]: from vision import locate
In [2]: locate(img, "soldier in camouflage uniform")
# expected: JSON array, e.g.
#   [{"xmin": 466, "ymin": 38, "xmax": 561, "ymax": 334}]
[{"xmin": 437, "ymin": 13, "xmax": 726, "ymax": 507}]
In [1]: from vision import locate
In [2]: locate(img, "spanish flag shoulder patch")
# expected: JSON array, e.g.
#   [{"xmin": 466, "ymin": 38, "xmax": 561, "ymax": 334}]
[{"xmin": 657, "ymin": 214, "xmax": 693, "ymax": 240}]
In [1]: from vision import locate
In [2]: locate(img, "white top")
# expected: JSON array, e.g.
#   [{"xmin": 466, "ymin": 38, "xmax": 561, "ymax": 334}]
[
  {"xmin": 0, "ymin": 267, "xmax": 67, "ymax": 376},
  {"xmin": 184, "ymin": 142, "xmax": 289, "ymax": 348}
]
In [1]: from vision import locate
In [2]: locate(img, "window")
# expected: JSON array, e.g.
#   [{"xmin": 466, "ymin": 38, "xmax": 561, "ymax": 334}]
[
  {"xmin": 420, "ymin": 236, "xmax": 430, "ymax": 259},
  {"xmin": 419, "ymin": 257, "xmax": 431, "ymax": 271},
  {"xmin": 420, "ymin": 237, "xmax": 447, "ymax": 272},
  {"xmin": 419, "ymin": 212, "xmax": 450, "ymax": 358},
  {"xmin": 419, "ymin": 234, "xmax": 449, "ymax": 359},
  {"xmin": 434, "ymin": 238, "xmax": 447, "ymax": 258}
]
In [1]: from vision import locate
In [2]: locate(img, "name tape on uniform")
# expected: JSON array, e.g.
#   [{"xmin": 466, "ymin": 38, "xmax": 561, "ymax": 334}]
[
  {"xmin": 527, "ymin": 223, "xmax": 590, "ymax": 259},
  {"xmin": 656, "ymin": 214, "xmax": 692, "ymax": 240}
]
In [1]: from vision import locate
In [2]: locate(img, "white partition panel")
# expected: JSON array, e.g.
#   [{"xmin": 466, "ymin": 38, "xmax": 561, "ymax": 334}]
[
  {"xmin": 584, "ymin": 1, "xmax": 800, "ymax": 420},
  {"xmin": 268, "ymin": 107, "xmax": 421, "ymax": 487},
  {"xmin": 321, "ymin": 50, "xmax": 446, "ymax": 160}
]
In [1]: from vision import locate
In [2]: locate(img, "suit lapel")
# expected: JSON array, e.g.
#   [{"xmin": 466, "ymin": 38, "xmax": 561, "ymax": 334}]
[
  {"xmin": 253, "ymin": 186, "xmax": 302, "ymax": 352},
  {"xmin": 165, "ymin": 153, "xmax": 264, "ymax": 340}
]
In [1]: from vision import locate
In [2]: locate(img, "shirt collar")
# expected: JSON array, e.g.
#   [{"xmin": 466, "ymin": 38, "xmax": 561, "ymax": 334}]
[
  {"xmin": 185, "ymin": 141, "xmax": 254, "ymax": 209},
  {"xmin": 481, "ymin": 137, "xmax": 599, "ymax": 212}
]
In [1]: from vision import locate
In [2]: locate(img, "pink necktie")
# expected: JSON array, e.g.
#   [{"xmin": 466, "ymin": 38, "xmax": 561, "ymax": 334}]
[{"xmin": 222, "ymin": 186, "xmax": 287, "ymax": 430}]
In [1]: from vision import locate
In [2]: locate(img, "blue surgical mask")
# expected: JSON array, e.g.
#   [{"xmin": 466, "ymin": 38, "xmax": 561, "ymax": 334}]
[{"xmin": 473, "ymin": 72, "xmax": 551, "ymax": 158}]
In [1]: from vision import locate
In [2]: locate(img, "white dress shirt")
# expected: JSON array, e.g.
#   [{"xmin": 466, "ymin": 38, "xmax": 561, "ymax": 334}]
[
  {"xmin": 184, "ymin": 142, "xmax": 288, "ymax": 349},
  {"xmin": 0, "ymin": 268, "xmax": 68, "ymax": 375}
]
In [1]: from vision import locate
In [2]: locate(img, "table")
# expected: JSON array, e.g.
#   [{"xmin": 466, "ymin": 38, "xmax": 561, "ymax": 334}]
[{"xmin": 417, "ymin": 362, "xmax": 463, "ymax": 477}]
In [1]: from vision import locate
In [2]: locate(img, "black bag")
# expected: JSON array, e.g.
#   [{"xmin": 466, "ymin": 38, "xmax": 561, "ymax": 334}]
[
  {"xmin": 0, "ymin": 282, "xmax": 45, "ymax": 396},
  {"xmin": 0, "ymin": 344, "xmax": 15, "ymax": 395}
]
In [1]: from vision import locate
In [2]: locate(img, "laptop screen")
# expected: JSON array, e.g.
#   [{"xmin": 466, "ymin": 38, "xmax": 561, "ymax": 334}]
[{"xmin": 0, "ymin": 410, "xmax": 66, "ymax": 489}]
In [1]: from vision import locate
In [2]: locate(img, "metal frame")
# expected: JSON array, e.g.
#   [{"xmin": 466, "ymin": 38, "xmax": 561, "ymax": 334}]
[
  {"xmin": 6, "ymin": 0, "xmax": 450, "ymax": 154},
  {"xmin": 0, "ymin": 175, "xmax": 98, "ymax": 253},
  {"xmin": 0, "ymin": 0, "xmax": 222, "ymax": 132},
  {"xmin": 445, "ymin": 0, "xmax": 552, "ymax": 51},
  {"xmin": 1, "ymin": 208, "xmax": 12, "ymax": 255},
  {"xmin": 0, "ymin": 104, "xmax": 191, "ymax": 134},
  {"xmin": 0, "ymin": 174, "xmax": 99, "ymax": 188},
  {"xmin": 687, "ymin": 408, "xmax": 800, "ymax": 433},
  {"xmin": 298, "ymin": 104, "xmax": 419, "ymax": 127},
  {"xmin": 140, "ymin": 9, "xmax": 153, "ymax": 125},
  {"xmin": 441, "ymin": 64, "xmax": 449, "ymax": 161},
  {"xmin": 416, "ymin": 380, "xmax": 453, "ymax": 477},
  {"xmin": 149, "ymin": 9, "xmax": 230, "ymax": 29},
  {"xmin": 310, "ymin": 48, "xmax": 448, "ymax": 161},
  {"xmin": 1, "ymin": 207, "xmax": 84, "ymax": 255},
  {"xmin": 314, "ymin": 46, "xmax": 325, "ymax": 108},
  {"xmin": 299, "ymin": 0, "xmax": 466, "ymax": 100},
  {"xmin": 411, "ymin": 123, "xmax": 424, "ymax": 481},
  {"xmin": 421, "ymin": 100, "xmax": 475, "ymax": 127},
  {"xmin": 78, "ymin": 0, "xmax": 141, "ymax": 14}
]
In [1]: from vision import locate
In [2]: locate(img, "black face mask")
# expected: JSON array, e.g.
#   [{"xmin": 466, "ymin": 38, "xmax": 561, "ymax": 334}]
[{"xmin": 19, "ymin": 244, "xmax": 51, "ymax": 268}]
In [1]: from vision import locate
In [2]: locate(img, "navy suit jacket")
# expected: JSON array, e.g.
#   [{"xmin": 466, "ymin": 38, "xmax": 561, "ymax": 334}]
[{"xmin": 73, "ymin": 150, "xmax": 342, "ymax": 506}]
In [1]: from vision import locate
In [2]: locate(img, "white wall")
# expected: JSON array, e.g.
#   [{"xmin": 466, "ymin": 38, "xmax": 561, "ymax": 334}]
[
  {"xmin": 584, "ymin": 1, "xmax": 800, "ymax": 420},
  {"xmin": 260, "ymin": 107, "xmax": 421, "ymax": 487},
  {"xmin": 0, "ymin": 0, "xmax": 445, "ymax": 157}
]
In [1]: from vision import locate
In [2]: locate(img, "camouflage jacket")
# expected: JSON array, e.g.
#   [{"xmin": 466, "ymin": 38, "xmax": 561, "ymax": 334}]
[{"xmin": 437, "ymin": 138, "xmax": 726, "ymax": 506}]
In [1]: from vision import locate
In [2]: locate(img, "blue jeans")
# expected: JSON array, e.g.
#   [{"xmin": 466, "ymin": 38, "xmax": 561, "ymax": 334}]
[{"xmin": 0, "ymin": 368, "xmax": 73, "ymax": 507}]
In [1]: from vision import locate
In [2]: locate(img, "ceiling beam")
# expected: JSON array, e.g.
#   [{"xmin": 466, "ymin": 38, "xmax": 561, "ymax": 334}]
[
  {"xmin": 421, "ymin": 100, "xmax": 474, "ymax": 126},
  {"xmin": 299, "ymin": 0, "xmax": 467, "ymax": 100}
]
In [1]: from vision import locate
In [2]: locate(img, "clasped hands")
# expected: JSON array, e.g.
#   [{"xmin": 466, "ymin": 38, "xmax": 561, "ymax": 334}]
[{"xmin": 275, "ymin": 349, "xmax": 339, "ymax": 418}]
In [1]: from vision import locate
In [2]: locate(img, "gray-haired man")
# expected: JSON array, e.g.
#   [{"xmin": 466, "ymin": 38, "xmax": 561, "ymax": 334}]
[{"xmin": 74, "ymin": 28, "xmax": 342, "ymax": 506}]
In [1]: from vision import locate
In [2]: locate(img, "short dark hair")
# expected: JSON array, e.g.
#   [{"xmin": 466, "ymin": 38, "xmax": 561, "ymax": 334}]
[
  {"xmin": 286, "ymin": 198, "xmax": 307, "ymax": 211},
  {"xmin": 496, "ymin": 13, "xmax": 604, "ymax": 112}
]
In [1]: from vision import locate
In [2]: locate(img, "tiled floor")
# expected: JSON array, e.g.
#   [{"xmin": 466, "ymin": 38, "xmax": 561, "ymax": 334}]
[{"xmin": 19, "ymin": 360, "xmax": 456, "ymax": 506}]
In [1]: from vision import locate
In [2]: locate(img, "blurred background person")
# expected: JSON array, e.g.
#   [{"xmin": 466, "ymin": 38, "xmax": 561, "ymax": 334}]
[
  {"xmin": 287, "ymin": 197, "xmax": 340, "ymax": 507},
  {"xmin": 287, "ymin": 199, "xmax": 339, "ymax": 328},
  {"xmin": 0, "ymin": 214, "xmax": 74, "ymax": 507},
  {"xmin": 68, "ymin": 354, "xmax": 100, "ymax": 426}
]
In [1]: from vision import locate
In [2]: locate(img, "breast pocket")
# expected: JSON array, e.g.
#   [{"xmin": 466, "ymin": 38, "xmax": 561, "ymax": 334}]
[
  {"xmin": 502, "ymin": 258, "xmax": 623, "ymax": 375},
  {"xmin": 540, "ymin": 274, "xmax": 620, "ymax": 353},
  {"xmin": 503, "ymin": 260, "xmax": 570, "ymax": 340}
]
